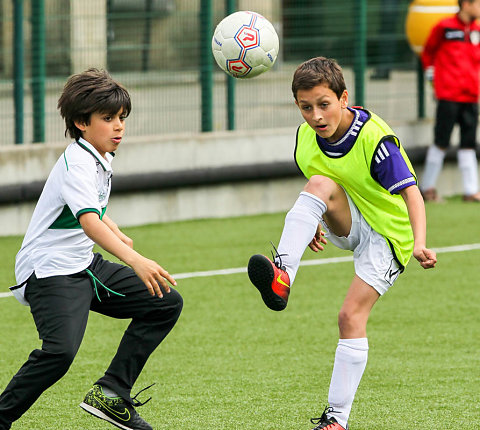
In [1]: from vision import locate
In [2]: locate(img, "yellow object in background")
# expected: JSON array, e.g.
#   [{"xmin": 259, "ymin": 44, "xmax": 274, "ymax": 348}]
[{"xmin": 405, "ymin": 0, "xmax": 459, "ymax": 54}]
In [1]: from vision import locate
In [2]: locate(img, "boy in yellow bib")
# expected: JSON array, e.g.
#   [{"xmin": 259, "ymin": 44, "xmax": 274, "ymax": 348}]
[{"xmin": 247, "ymin": 57, "xmax": 437, "ymax": 429}]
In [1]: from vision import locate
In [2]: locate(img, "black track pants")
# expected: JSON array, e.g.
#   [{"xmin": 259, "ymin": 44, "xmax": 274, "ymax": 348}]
[{"xmin": 0, "ymin": 253, "xmax": 183, "ymax": 429}]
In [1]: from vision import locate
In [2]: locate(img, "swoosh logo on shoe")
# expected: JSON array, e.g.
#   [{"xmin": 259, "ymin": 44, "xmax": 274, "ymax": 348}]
[
  {"xmin": 94, "ymin": 395, "xmax": 131, "ymax": 422},
  {"xmin": 276, "ymin": 275, "xmax": 289, "ymax": 288}
]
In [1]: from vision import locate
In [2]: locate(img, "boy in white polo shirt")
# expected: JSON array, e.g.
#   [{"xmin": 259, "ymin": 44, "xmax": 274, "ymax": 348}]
[{"xmin": 0, "ymin": 69, "xmax": 183, "ymax": 430}]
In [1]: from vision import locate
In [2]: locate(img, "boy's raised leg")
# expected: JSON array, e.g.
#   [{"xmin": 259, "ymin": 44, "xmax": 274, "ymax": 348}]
[
  {"xmin": 248, "ymin": 190, "xmax": 325, "ymax": 310},
  {"xmin": 248, "ymin": 176, "xmax": 352, "ymax": 310}
]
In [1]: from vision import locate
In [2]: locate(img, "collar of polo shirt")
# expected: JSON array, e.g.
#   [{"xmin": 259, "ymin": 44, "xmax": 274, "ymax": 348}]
[{"xmin": 76, "ymin": 137, "xmax": 114, "ymax": 172}]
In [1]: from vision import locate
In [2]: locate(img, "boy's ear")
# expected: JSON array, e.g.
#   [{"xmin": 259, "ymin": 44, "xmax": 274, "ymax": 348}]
[
  {"xmin": 340, "ymin": 90, "xmax": 349, "ymax": 108},
  {"xmin": 74, "ymin": 120, "xmax": 86, "ymax": 132}
]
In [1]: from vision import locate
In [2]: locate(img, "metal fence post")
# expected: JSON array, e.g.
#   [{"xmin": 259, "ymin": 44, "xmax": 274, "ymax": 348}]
[
  {"xmin": 417, "ymin": 57, "xmax": 425, "ymax": 119},
  {"xmin": 226, "ymin": 0, "xmax": 236, "ymax": 130},
  {"xmin": 354, "ymin": 0, "xmax": 366, "ymax": 107},
  {"xmin": 31, "ymin": 0, "xmax": 46, "ymax": 143},
  {"xmin": 13, "ymin": 0, "xmax": 24, "ymax": 144},
  {"xmin": 142, "ymin": 0, "xmax": 154, "ymax": 72},
  {"xmin": 200, "ymin": 0, "xmax": 213, "ymax": 132}
]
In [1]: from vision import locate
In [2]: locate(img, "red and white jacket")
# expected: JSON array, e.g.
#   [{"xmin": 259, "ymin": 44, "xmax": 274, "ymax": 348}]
[{"xmin": 421, "ymin": 14, "xmax": 480, "ymax": 103}]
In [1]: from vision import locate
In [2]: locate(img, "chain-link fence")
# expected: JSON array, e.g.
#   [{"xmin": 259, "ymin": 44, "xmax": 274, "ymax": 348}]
[{"xmin": 0, "ymin": 0, "xmax": 431, "ymax": 146}]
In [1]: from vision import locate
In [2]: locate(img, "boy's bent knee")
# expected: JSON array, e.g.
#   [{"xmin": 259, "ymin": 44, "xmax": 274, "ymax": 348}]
[
  {"xmin": 166, "ymin": 287, "xmax": 183, "ymax": 307},
  {"xmin": 168, "ymin": 288, "xmax": 183, "ymax": 319},
  {"xmin": 34, "ymin": 347, "xmax": 77, "ymax": 377},
  {"xmin": 337, "ymin": 309, "xmax": 352, "ymax": 331},
  {"xmin": 149, "ymin": 288, "xmax": 183, "ymax": 323},
  {"xmin": 304, "ymin": 175, "xmax": 340, "ymax": 200},
  {"xmin": 337, "ymin": 309, "xmax": 367, "ymax": 338}
]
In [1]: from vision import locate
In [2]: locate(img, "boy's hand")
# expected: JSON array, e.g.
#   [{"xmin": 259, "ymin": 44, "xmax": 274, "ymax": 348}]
[
  {"xmin": 413, "ymin": 246, "xmax": 437, "ymax": 269},
  {"xmin": 425, "ymin": 66, "xmax": 434, "ymax": 83},
  {"xmin": 131, "ymin": 255, "xmax": 177, "ymax": 298},
  {"xmin": 308, "ymin": 226, "xmax": 327, "ymax": 252}
]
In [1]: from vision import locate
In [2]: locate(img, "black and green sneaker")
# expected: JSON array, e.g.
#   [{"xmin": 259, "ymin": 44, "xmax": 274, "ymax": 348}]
[{"xmin": 80, "ymin": 384, "xmax": 153, "ymax": 430}]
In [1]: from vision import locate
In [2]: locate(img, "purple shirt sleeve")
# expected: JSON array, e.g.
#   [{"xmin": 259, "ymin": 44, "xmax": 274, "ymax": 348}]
[{"xmin": 371, "ymin": 140, "xmax": 417, "ymax": 194}]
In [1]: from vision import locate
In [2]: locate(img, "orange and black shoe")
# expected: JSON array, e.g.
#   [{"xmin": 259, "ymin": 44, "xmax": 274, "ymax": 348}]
[
  {"xmin": 310, "ymin": 406, "xmax": 348, "ymax": 430},
  {"xmin": 247, "ymin": 253, "xmax": 290, "ymax": 311}
]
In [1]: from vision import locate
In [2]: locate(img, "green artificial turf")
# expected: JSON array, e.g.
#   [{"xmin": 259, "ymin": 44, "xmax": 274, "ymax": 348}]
[{"xmin": 0, "ymin": 197, "xmax": 479, "ymax": 429}]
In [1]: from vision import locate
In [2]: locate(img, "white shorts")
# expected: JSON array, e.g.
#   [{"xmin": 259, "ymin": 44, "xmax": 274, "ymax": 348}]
[{"xmin": 319, "ymin": 193, "xmax": 401, "ymax": 295}]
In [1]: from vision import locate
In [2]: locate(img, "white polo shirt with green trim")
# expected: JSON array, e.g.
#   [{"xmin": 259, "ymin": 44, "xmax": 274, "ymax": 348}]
[{"xmin": 12, "ymin": 137, "xmax": 113, "ymax": 305}]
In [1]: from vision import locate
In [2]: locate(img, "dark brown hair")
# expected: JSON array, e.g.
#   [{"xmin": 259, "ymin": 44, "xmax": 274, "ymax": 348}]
[
  {"xmin": 292, "ymin": 57, "xmax": 346, "ymax": 100},
  {"xmin": 57, "ymin": 68, "xmax": 131, "ymax": 140}
]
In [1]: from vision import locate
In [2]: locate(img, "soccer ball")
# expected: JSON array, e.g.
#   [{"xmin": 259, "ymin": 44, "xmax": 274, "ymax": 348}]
[{"xmin": 211, "ymin": 11, "xmax": 279, "ymax": 79}]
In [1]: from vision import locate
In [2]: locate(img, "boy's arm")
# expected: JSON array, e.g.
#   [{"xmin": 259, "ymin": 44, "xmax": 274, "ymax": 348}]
[
  {"xmin": 102, "ymin": 213, "xmax": 133, "ymax": 249},
  {"xmin": 79, "ymin": 212, "xmax": 176, "ymax": 296},
  {"xmin": 399, "ymin": 185, "xmax": 437, "ymax": 269},
  {"xmin": 421, "ymin": 21, "xmax": 443, "ymax": 70}
]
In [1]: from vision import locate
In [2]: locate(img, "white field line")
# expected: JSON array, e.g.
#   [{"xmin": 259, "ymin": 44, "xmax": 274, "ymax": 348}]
[{"xmin": 1, "ymin": 242, "xmax": 480, "ymax": 299}]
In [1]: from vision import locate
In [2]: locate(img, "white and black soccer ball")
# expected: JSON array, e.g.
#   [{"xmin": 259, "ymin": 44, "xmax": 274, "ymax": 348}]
[{"xmin": 211, "ymin": 11, "xmax": 279, "ymax": 79}]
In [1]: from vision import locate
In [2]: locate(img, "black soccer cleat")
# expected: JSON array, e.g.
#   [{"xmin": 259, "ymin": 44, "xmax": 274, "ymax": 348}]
[
  {"xmin": 310, "ymin": 406, "xmax": 348, "ymax": 430},
  {"xmin": 248, "ymin": 254, "xmax": 290, "ymax": 311},
  {"xmin": 80, "ymin": 384, "xmax": 153, "ymax": 430}
]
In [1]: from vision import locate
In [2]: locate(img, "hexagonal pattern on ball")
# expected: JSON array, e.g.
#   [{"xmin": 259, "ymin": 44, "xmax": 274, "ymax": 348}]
[{"xmin": 211, "ymin": 10, "xmax": 279, "ymax": 79}]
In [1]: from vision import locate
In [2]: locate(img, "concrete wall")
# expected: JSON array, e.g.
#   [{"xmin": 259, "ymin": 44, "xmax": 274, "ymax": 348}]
[{"xmin": 0, "ymin": 120, "xmax": 471, "ymax": 237}]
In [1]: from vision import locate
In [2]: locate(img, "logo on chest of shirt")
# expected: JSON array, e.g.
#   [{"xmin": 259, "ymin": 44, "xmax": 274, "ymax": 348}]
[
  {"xmin": 444, "ymin": 28, "xmax": 465, "ymax": 41},
  {"xmin": 444, "ymin": 27, "xmax": 480, "ymax": 45},
  {"xmin": 470, "ymin": 30, "xmax": 480, "ymax": 45},
  {"xmin": 96, "ymin": 162, "xmax": 111, "ymax": 203}
]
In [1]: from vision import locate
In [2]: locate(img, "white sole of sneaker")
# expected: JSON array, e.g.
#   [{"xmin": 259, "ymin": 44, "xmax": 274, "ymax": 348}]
[{"xmin": 80, "ymin": 402, "xmax": 133, "ymax": 430}]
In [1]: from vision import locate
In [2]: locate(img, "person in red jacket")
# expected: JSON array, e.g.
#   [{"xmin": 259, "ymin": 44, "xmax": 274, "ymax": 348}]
[{"xmin": 421, "ymin": 0, "xmax": 480, "ymax": 202}]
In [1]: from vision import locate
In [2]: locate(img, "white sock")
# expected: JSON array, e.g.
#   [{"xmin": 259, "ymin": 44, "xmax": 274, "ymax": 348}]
[
  {"xmin": 101, "ymin": 385, "xmax": 120, "ymax": 398},
  {"xmin": 327, "ymin": 338, "xmax": 369, "ymax": 428},
  {"xmin": 421, "ymin": 145, "xmax": 445, "ymax": 191},
  {"xmin": 457, "ymin": 149, "xmax": 479, "ymax": 196},
  {"xmin": 276, "ymin": 191, "xmax": 327, "ymax": 284}
]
